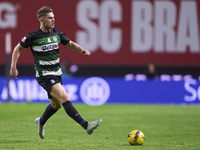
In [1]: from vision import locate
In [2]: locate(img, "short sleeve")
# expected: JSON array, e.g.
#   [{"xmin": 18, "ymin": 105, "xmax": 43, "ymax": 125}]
[
  {"xmin": 59, "ymin": 30, "xmax": 70, "ymax": 45},
  {"xmin": 20, "ymin": 32, "xmax": 33, "ymax": 48}
]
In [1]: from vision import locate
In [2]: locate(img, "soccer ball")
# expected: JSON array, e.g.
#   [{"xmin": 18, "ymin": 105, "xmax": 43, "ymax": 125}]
[{"xmin": 128, "ymin": 130, "xmax": 145, "ymax": 145}]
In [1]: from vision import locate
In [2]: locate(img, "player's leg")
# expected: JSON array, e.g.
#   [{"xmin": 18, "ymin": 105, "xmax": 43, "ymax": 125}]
[
  {"xmin": 36, "ymin": 78, "xmax": 102, "ymax": 138},
  {"xmin": 36, "ymin": 76, "xmax": 60, "ymax": 124},
  {"xmin": 39, "ymin": 101, "xmax": 59, "ymax": 125},
  {"xmin": 50, "ymin": 83, "xmax": 88, "ymax": 129},
  {"xmin": 50, "ymin": 83, "xmax": 102, "ymax": 135},
  {"xmin": 35, "ymin": 98, "xmax": 59, "ymax": 139}
]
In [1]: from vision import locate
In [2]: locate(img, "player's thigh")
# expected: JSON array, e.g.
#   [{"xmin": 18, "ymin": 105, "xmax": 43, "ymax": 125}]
[{"xmin": 50, "ymin": 83, "xmax": 70, "ymax": 103}]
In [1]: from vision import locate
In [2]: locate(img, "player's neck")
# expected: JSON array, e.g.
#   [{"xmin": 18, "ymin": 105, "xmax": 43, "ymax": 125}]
[{"xmin": 40, "ymin": 25, "xmax": 51, "ymax": 33}]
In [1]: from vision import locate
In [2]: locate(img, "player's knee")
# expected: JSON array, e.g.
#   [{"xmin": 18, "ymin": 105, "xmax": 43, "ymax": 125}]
[
  {"xmin": 58, "ymin": 94, "xmax": 70, "ymax": 103},
  {"xmin": 51, "ymin": 102, "xmax": 62, "ymax": 110}
]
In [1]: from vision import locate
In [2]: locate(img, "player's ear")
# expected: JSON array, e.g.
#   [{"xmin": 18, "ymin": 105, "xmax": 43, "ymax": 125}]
[{"xmin": 39, "ymin": 17, "xmax": 44, "ymax": 22}]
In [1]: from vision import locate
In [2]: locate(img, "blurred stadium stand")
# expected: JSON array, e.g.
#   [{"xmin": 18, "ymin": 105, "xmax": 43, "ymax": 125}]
[{"xmin": 1, "ymin": 65, "xmax": 200, "ymax": 78}]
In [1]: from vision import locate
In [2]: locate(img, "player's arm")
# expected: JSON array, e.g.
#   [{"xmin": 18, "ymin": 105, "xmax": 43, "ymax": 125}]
[
  {"xmin": 10, "ymin": 43, "xmax": 24, "ymax": 79},
  {"xmin": 65, "ymin": 41, "xmax": 91, "ymax": 56}
]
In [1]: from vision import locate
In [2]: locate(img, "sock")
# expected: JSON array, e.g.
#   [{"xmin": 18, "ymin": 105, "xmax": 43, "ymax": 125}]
[
  {"xmin": 40, "ymin": 104, "xmax": 58, "ymax": 125},
  {"xmin": 62, "ymin": 101, "xmax": 88, "ymax": 129}
]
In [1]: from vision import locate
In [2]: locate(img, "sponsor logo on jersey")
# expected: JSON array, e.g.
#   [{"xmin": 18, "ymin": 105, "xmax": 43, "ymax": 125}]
[{"xmin": 42, "ymin": 43, "xmax": 58, "ymax": 51}]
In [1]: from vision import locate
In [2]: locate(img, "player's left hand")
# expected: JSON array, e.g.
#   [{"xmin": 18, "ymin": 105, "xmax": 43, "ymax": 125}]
[{"xmin": 81, "ymin": 49, "xmax": 91, "ymax": 56}]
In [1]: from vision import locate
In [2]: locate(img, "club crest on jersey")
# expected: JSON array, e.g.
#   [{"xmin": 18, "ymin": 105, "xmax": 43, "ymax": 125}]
[
  {"xmin": 51, "ymin": 79, "xmax": 55, "ymax": 84},
  {"xmin": 53, "ymin": 36, "xmax": 57, "ymax": 42},
  {"xmin": 47, "ymin": 38, "xmax": 51, "ymax": 43}
]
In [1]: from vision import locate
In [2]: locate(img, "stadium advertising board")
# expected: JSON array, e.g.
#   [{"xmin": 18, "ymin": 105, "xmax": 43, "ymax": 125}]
[
  {"xmin": 0, "ymin": 0, "xmax": 200, "ymax": 66},
  {"xmin": 0, "ymin": 77, "xmax": 200, "ymax": 105}
]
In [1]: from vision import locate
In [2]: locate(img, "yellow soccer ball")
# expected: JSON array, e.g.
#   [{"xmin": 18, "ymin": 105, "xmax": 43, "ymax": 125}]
[{"xmin": 128, "ymin": 130, "xmax": 145, "ymax": 145}]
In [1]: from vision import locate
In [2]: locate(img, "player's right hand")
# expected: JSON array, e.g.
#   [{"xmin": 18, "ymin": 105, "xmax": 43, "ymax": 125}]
[
  {"xmin": 81, "ymin": 49, "xmax": 91, "ymax": 56},
  {"xmin": 10, "ymin": 68, "xmax": 18, "ymax": 79}
]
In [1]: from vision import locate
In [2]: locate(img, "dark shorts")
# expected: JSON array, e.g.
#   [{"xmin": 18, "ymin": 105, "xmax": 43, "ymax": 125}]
[{"xmin": 37, "ymin": 75, "xmax": 62, "ymax": 99}]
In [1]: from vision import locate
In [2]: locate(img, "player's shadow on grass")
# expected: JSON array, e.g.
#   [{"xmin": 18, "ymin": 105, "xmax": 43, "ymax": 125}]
[
  {"xmin": 0, "ymin": 140, "xmax": 29, "ymax": 143},
  {"xmin": 121, "ymin": 143, "xmax": 147, "ymax": 147}
]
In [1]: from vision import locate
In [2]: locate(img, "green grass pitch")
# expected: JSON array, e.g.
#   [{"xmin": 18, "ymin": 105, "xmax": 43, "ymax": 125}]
[{"xmin": 0, "ymin": 103, "xmax": 199, "ymax": 150}]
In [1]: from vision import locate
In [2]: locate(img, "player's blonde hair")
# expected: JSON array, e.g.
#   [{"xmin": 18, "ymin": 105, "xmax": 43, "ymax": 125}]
[{"xmin": 37, "ymin": 6, "xmax": 53, "ymax": 19}]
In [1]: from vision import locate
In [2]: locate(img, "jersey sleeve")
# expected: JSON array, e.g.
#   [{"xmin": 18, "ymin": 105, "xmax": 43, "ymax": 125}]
[
  {"xmin": 59, "ymin": 30, "xmax": 70, "ymax": 45},
  {"xmin": 20, "ymin": 32, "xmax": 33, "ymax": 48}
]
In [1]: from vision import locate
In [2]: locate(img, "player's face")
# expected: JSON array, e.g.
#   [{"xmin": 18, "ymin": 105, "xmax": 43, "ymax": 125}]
[{"xmin": 43, "ymin": 12, "xmax": 55, "ymax": 30}]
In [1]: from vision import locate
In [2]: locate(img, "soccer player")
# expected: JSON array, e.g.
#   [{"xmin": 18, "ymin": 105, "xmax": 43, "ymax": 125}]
[{"xmin": 10, "ymin": 6, "xmax": 102, "ymax": 139}]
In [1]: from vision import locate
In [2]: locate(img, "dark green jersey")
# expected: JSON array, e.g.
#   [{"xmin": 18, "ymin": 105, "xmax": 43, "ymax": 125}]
[{"xmin": 20, "ymin": 28, "xmax": 70, "ymax": 77}]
